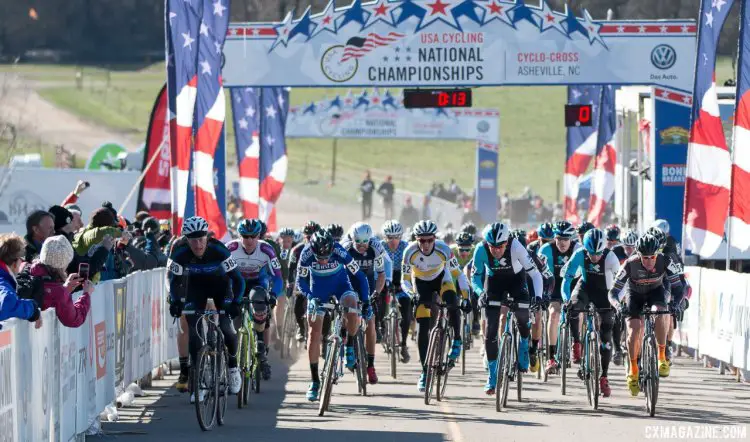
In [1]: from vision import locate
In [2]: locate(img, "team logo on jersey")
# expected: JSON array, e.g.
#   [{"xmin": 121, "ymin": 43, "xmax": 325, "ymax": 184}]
[
  {"xmin": 557, "ymin": 256, "xmax": 569, "ymax": 266},
  {"xmin": 588, "ymin": 263, "xmax": 601, "ymax": 273}
]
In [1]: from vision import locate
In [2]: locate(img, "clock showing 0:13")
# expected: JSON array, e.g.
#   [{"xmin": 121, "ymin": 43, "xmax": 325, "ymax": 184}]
[{"xmin": 403, "ymin": 89, "xmax": 473, "ymax": 109}]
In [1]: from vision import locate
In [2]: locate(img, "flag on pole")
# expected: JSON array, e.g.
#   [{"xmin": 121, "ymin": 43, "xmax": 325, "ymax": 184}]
[
  {"xmin": 565, "ymin": 85, "xmax": 601, "ymax": 224},
  {"xmin": 165, "ymin": 0, "xmax": 201, "ymax": 234},
  {"xmin": 192, "ymin": 0, "xmax": 229, "ymax": 240},
  {"xmin": 230, "ymin": 87, "xmax": 261, "ymax": 219},
  {"xmin": 683, "ymin": 0, "xmax": 735, "ymax": 257},
  {"xmin": 137, "ymin": 83, "xmax": 172, "ymax": 220},
  {"xmin": 259, "ymin": 88, "xmax": 290, "ymax": 232},
  {"xmin": 729, "ymin": 0, "xmax": 750, "ymax": 252},
  {"xmin": 588, "ymin": 85, "xmax": 617, "ymax": 226}
]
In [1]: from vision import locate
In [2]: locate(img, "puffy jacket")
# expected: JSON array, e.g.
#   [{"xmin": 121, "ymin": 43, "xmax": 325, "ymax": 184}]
[
  {"xmin": 30, "ymin": 263, "xmax": 91, "ymax": 328},
  {"xmin": 143, "ymin": 234, "xmax": 167, "ymax": 267},
  {"xmin": 0, "ymin": 262, "xmax": 39, "ymax": 326},
  {"xmin": 73, "ymin": 226, "xmax": 120, "ymax": 282}
]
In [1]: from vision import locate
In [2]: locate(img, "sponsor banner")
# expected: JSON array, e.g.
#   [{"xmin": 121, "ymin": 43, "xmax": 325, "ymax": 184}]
[
  {"xmin": 113, "ymin": 279, "xmax": 128, "ymax": 388},
  {"xmin": 224, "ymin": 3, "xmax": 694, "ymax": 91},
  {"xmin": 137, "ymin": 84, "xmax": 172, "ymax": 220},
  {"xmin": 475, "ymin": 142, "xmax": 499, "ymax": 223},
  {"xmin": 0, "ymin": 324, "xmax": 17, "ymax": 442},
  {"xmin": 676, "ymin": 267, "xmax": 701, "ymax": 353},
  {"xmin": 287, "ymin": 91, "xmax": 499, "ymax": 143}
]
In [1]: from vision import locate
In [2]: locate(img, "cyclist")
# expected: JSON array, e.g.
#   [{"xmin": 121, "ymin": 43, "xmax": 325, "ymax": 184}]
[
  {"xmin": 297, "ymin": 230, "xmax": 371, "ymax": 401},
  {"xmin": 327, "ymin": 223, "xmax": 345, "ymax": 243},
  {"xmin": 341, "ymin": 222, "xmax": 392, "ymax": 384},
  {"xmin": 472, "ymin": 223, "xmax": 543, "ymax": 394},
  {"xmin": 288, "ymin": 221, "xmax": 322, "ymax": 342},
  {"xmin": 452, "ymin": 231, "xmax": 480, "ymax": 336},
  {"xmin": 278, "ymin": 227, "xmax": 297, "ymax": 263},
  {"xmin": 576, "ymin": 221, "xmax": 595, "ymax": 244},
  {"xmin": 605, "ymin": 224, "xmax": 628, "ymax": 263},
  {"xmin": 442, "ymin": 229, "xmax": 455, "ymax": 246},
  {"xmin": 561, "ymin": 229, "xmax": 620, "ymax": 397},
  {"xmin": 460, "ymin": 222, "xmax": 480, "ymax": 244},
  {"xmin": 227, "ymin": 219, "xmax": 283, "ymax": 380},
  {"xmin": 622, "ymin": 229, "xmax": 638, "ymax": 258},
  {"xmin": 528, "ymin": 222, "xmax": 554, "ymax": 256},
  {"xmin": 402, "ymin": 220, "xmax": 471, "ymax": 392},
  {"xmin": 167, "ymin": 216, "xmax": 246, "ymax": 402},
  {"xmin": 509, "ymin": 229, "xmax": 554, "ymax": 374},
  {"xmin": 381, "ymin": 220, "xmax": 412, "ymax": 363},
  {"xmin": 538, "ymin": 220, "xmax": 581, "ymax": 375},
  {"xmin": 608, "ymin": 234, "xmax": 682, "ymax": 396}
]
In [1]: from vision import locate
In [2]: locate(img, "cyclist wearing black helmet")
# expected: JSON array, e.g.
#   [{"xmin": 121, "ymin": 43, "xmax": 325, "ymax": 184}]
[
  {"xmin": 297, "ymin": 230, "xmax": 371, "ymax": 401},
  {"xmin": 288, "ymin": 221, "xmax": 322, "ymax": 342},
  {"xmin": 460, "ymin": 222, "xmax": 479, "ymax": 244},
  {"xmin": 528, "ymin": 222, "xmax": 554, "ymax": 256},
  {"xmin": 605, "ymin": 224, "xmax": 628, "ymax": 263},
  {"xmin": 327, "ymin": 223, "xmax": 345, "ymax": 242},
  {"xmin": 608, "ymin": 233, "xmax": 682, "ymax": 397},
  {"xmin": 452, "ymin": 231, "xmax": 480, "ymax": 336},
  {"xmin": 576, "ymin": 221, "xmax": 595, "ymax": 244}
]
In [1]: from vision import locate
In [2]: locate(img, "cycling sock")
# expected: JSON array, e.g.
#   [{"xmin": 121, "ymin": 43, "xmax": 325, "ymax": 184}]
[
  {"xmin": 310, "ymin": 363, "xmax": 319, "ymax": 383},
  {"xmin": 367, "ymin": 354, "xmax": 374, "ymax": 368},
  {"xmin": 549, "ymin": 345, "xmax": 556, "ymax": 359},
  {"xmin": 179, "ymin": 357, "xmax": 189, "ymax": 375},
  {"xmin": 531, "ymin": 339, "xmax": 539, "ymax": 352},
  {"xmin": 346, "ymin": 335, "xmax": 354, "ymax": 347},
  {"xmin": 658, "ymin": 344, "xmax": 666, "ymax": 361},
  {"xmin": 629, "ymin": 358, "xmax": 639, "ymax": 376}
]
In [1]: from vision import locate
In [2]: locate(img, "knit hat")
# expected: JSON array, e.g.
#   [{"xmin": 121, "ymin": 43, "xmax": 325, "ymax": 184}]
[
  {"xmin": 64, "ymin": 204, "xmax": 82, "ymax": 216},
  {"xmin": 39, "ymin": 235, "xmax": 74, "ymax": 270},
  {"xmin": 91, "ymin": 208, "xmax": 116, "ymax": 228},
  {"xmin": 48, "ymin": 205, "xmax": 73, "ymax": 232}
]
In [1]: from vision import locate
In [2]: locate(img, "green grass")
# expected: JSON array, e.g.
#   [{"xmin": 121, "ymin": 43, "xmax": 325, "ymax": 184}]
[
  {"xmin": 4, "ymin": 57, "xmax": 738, "ymax": 203},
  {"xmin": 0, "ymin": 133, "xmax": 85, "ymax": 168}
]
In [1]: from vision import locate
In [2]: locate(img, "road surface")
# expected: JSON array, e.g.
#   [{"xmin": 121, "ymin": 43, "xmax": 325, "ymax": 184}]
[{"xmin": 99, "ymin": 343, "xmax": 749, "ymax": 442}]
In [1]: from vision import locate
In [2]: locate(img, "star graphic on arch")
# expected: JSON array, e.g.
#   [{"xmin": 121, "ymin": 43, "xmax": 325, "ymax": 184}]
[
  {"xmin": 580, "ymin": 9, "xmax": 606, "ymax": 47},
  {"xmin": 562, "ymin": 5, "xmax": 588, "ymax": 39},
  {"xmin": 362, "ymin": 0, "xmax": 397, "ymax": 29},
  {"xmin": 303, "ymin": 102, "xmax": 317, "ymax": 115},
  {"xmin": 336, "ymin": 0, "xmax": 371, "ymax": 30},
  {"xmin": 270, "ymin": 11, "xmax": 296, "ymax": 51},
  {"xmin": 311, "ymin": 0, "xmax": 339, "ymax": 38},
  {"xmin": 416, "ymin": 0, "xmax": 462, "ymax": 31},
  {"xmin": 392, "ymin": 0, "xmax": 426, "ymax": 26},
  {"xmin": 451, "ymin": 0, "xmax": 486, "ymax": 26},
  {"xmin": 482, "ymin": 1, "xmax": 515, "ymax": 28},
  {"xmin": 536, "ymin": 0, "xmax": 568, "ymax": 38},
  {"xmin": 510, "ymin": 0, "xmax": 540, "ymax": 28},
  {"xmin": 288, "ymin": 7, "xmax": 318, "ymax": 41}
]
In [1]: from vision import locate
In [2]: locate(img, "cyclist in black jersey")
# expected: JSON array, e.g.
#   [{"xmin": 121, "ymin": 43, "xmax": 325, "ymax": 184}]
[
  {"xmin": 288, "ymin": 221, "xmax": 321, "ymax": 342},
  {"xmin": 606, "ymin": 224, "xmax": 629, "ymax": 263},
  {"xmin": 527, "ymin": 222, "xmax": 554, "ymax": 256},
  {"xmin": 167, "ymin": 217, "xmax": 246, "ymax": 403}
]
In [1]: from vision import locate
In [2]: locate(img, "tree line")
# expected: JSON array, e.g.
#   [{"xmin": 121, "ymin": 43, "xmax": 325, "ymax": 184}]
[{"xmin": 0, "ymin": 0, "xmax": 740, "ymax": 65}]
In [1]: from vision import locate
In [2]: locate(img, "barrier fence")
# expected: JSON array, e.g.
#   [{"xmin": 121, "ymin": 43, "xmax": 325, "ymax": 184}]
[
  {"xmin": 677, "ymin": 266, "xmax": 750, "ymax": 372},
  {"xmin": 0, "ymin": 268, "xmax": 176, "ymax": 441}
]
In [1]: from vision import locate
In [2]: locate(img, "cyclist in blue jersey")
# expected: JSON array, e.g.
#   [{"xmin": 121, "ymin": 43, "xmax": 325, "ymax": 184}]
[
  {"xmin": 167, "ymin": 217, "xmax": 246, "ymax": 403},
  {"xmin": 296, "ymin": 230, "xmax": 371, "ymax": 401},
  {"xmin": 381, "ymin": 220, "xmax": 412, "ymax": 363},
  {"xmin": 561, "ymin": 229, "xmax": 620, "ymax": 398}
]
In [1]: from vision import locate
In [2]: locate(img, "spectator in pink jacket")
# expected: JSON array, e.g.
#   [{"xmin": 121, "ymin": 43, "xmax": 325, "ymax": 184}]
[{"xmin": 30, "ymin": 235, "xmax": 94, "ymax": 328}]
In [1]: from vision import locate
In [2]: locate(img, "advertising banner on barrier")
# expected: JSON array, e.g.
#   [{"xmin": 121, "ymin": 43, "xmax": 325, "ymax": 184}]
[
  {"xmin": 223, "ymin": 2, "xmax": 695, "ymax": 91},
  {"xmin": 476, "ymin": 141, "xmax": 499, "ymax": 223},
  {"xmin": 287, "ymin": 90, "xmax": 499, "ymax": 143},
  {"xmin": 0, "ymin": 324, "xmax": 18, "ymax": 441},
  {"xmin": 676, "ymin": 267, "xmax": 702, "ymax": 352}
]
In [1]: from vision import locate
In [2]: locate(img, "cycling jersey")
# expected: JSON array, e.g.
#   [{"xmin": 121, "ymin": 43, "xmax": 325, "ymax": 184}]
[
  {"xmin": 381, "ymin": 239, "xmax": 408, "ymax": 288},
  {"xmin": 527, "ymin": 239, "xmax": 545, "ymax": 257},
  {"xmin": 471, "ymin": 238, "xmax": 543, "ymax": 299},
  {"xmin": 449, "ymin": 243, "xmax": 475, "ymax": 269},
  {"xmin": 341, "ymin": 240, "xmax": 386, "ymax": 295},
  {"xmin": 226, "ymin": 239, "xmax": 283, "ymax": 298},
  {"xmin": 609, "ymin": 253, "xmax": 682, "ymax": 301},
  {"xmin": 167, "ymin": 237, "xmax": 245, "ymax": 304},
  {"xmin": 531, "ymin": 252, "xmax": 555, "ymax": 296},
  {"xmin": 610, "ymin": 244, "xmax": 629, "ymax": 264},
  {"xmin": 561, "ymin": 248, "xmax": 620, "ymax": 302},
  {"xmin": 296, "ymin": 243, "xmax": 370, "ymax": 303},
  {"xmin": 341, "ymin": 237, "xmax": 392, "ymax": 284},
  {"xmin": 287, "ymin": 242, "xmax": 306, "ymax": 286},
  {"xmin": 401, "ymin": 240, "xmax": 469, "ymax": 299},
  {"xmin": 660, "ymin": 238, "xmax": 686, "ymax": 302},
  {"xmin": 538, "ymin": 241, "xmax": 581, "ymax": 300}
]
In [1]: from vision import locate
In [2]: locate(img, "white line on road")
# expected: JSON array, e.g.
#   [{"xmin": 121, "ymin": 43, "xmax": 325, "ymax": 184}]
[{"xmin": 438, "ymin": 400, "xmax": 464, "ymax": 442}]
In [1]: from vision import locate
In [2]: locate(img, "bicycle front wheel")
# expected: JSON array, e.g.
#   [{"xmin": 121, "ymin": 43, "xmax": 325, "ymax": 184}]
[
  {"xmin": 194, "ymin": 345, "xmax": 218, "ymax": 431},
  {"xmin": 237, "ymin": 331, "xmax": 247, "ymax": 409},
  {"xmin": 590, "ymin": 332, "xmax": 601, "ymax": 410},
  {"xmin": 438, "ymin": 327, "xmax": 453, "ymax": 401},
  {"xmin": 540, "ymin": 311, "xmax": 548, "ymax": 382},
  {"xmin": 319, "ymin": 338, "xmax": 339, "ymax": 416},
  {"xmin": 390, "ymin": 314, "xmax": 398, "ymax": 379},
  {"xmin": 424, "ymin": 327, "xmax": 442, "ymax": 405},
  {"xmin": 216, "ymin": 348, "xmax": 228, "ymax": 426},
  {"xmin": 355, "ymin": 329, "xmax": 368, "ymax": 396},
  {"xmin": 461, "ymin": 314, "xmax": 468, "ymax": 376},
  {"xmin": 496, "ymin": 333, "xmax": 512, "ymax": 411},
  {"xmin": 560, "ymin": 323, "xmax": 569, "ymax": 396},
  {"xmin": 645, "ymin": 335, "xmax": 659, "ymax": 416}
]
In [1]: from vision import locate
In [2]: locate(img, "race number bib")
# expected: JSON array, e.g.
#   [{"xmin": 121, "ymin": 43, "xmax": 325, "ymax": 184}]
[
  {"xmin": 448, "ymin": 257, "xmax": 459, "ymax": 269},
  {"xmin": 270, "ymin": 258, "xmax": 282, "ymax": 270},
  {"xmin": 374, "ymin": 255, "xmax": 385, "ymax": 270},
  {"xmin": 167, "ymin": 259, "xmax": 183, "ymax": 275},
  {"xmin": 667, "ymin": 259, "xmax": 683, "ymax": 274},
  {"xmin": 221, "ymin": 257, "xmax": 238, "ymax": 273},
  {"xmin": 346, "ymin": 260, "xmax": 360, "ymax": 274},
  {"xmin": 401, "ymin": 263, "xmax": 411, "ymax": 274},
  {"xmin": 299, "ymin": 266, "xmax": 310, "ymax": 278}
]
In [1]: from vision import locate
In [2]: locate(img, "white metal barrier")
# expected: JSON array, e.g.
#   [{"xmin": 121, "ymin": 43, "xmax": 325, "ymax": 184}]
[
  {"xmin": 0, "ymin": 268, "xmax": 176, "ymax": 441},
  {"xmin": 677, "ymin": 267, "xmax": 750, "ymax": 373}
]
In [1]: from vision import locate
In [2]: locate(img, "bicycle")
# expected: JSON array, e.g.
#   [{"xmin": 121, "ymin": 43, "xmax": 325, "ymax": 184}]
[
  {"xmin": 236, "ymin": 300, "xmax": 259, "ymax": 408},
  {"xmin": 279, "ymin": 288, "xmax": 299, "ymax": 359},
  {"xmin": 317, "ymin": 297, "xmax": 362, "ymax": 416},
  {"xmin": 492, "ymin": 296, "xmax": 529, "ymax": 412},
  {"xmin": 424, "ymin": 293, "xmax": 455, "ymax": 405},
  {"xmin": 638, "ymin": 306, "xmax": 673, "ymax": 416},
  {"xmin": 553, "ymin": 307, "xmax": 574, "ymax": 395},
  {"xmin": 570, "ymin": 303, "xmax": 612, "ymax": 410},
  {"xmin": 184, "ymin": 308, "xmax": 229, "ymax": 431},
  {"xmin": 460, "ymin": 309, "xmax": 472, "ymax": 376},
  {"xmin": 537, "ymin": 304, "xmax": 549, "ymax": 382},
  {"xmin": 382, "ymin": 290, "xmax": 402, "ymax": 379}
]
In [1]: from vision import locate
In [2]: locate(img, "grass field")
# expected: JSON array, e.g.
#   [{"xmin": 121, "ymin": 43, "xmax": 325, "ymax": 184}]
[{"xmin": 0, "ymin": 58, "xmax": 737, "ymax": 204}]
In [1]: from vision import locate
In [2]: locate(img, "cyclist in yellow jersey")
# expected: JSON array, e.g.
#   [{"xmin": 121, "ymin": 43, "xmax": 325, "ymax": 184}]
[{"xmin": 401, "ymin": 220, "xmax": 471, "ymax": 392}]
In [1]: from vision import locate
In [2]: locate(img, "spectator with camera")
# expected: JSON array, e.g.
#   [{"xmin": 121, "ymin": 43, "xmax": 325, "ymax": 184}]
[{"xmin": 0, "ymin": 233, "xmax": 42, "ymax": 328}]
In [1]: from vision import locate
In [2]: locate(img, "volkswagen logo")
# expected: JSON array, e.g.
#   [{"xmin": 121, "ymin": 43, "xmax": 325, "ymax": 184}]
[{"xmin": 651, "ymin": 44, "xmax": 676, "ymax": 70}]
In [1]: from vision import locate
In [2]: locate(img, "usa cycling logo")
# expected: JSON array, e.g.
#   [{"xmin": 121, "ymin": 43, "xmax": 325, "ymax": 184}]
[{"xmin": 651, "ymin": 45, "xmax": 676, "ymax": 70}]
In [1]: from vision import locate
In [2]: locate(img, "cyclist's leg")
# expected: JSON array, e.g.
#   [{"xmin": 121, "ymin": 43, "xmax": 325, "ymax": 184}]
[
  {"xmin": 414, "ymin": 279, "xmax": 435, "ymax": 371},
  {"xmin": 306, "ymin": 296, "xmax": 325, "ymax": 398},
  {"xmin": 398, "ymin": 293, "xmax": 413, "ymax": 347},
  {"xmin": 177, "ymin": 315, "xmax": 190, "ymax": 389},
  {"xmin": 624, "ymin": 287, "xmax": 645, "ymax": 376},
  {"xmin": 439, "ymin": 270, "xmax": 461, "ymax": 342},
  {"xmin": 598, "ymin": 308, "xmax": 615, "ymax": 378},
  {"xmin": 376, "ymin": 288, "xmax": 387, "ymax": 334},
  {"xmin": 513, "ymin": 278, "xmax": 532, "ymax": 370},
  {"xmin": 483, "ymin": 292, "xmax": 503, "ymax": 361},
  {"xmin": 295, "ymin": 291, "xmax": 307, "ymax": 337},
  {"xmin": 650, "ymin": 286, "xmax": 670, "ymax": 364},
  {"xmin": 528, "ymin": 276, "xmax": 542, "ymax": 354},
  {"xmin": 339, "ymin": 290, "xmax": 360, "ymax": 338},
  {"xmin": 184, "ymin": 295, "xmax": 209, "ymax": 381},
  {"xmin": 568, "ymin": 280, "xmax": 587, "ymax": 345},
  {"xmin": 547, "ymin": 294, "xmax": 563, "ymax": 363}
]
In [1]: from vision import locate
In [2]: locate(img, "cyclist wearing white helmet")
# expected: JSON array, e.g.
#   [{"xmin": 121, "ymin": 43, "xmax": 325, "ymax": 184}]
[
  {"xmin": 380, "ymin": 220, "xmax": 412, "ymax": 363},
  {"xmin": 622, "ymin": 229, "xmax": 639, "ymax": 258}
]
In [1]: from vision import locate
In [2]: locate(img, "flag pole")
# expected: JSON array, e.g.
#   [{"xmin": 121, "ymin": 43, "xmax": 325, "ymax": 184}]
[{"xmin": 118, "ymin": 143, "xmax": 166, "ymax": 215}]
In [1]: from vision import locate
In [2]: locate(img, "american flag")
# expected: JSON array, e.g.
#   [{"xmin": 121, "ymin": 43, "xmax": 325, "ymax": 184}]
[
  {"xmin": 683, "ymin": 0, "xmax": 734, "ymax": 257},
  {"xmin": 166, "ymin": 0, "xmax": 201, "ymax": 234},
  {"xmin": 230, "ymin": 87, "xmax": 290, "ymax": 231},
  {"xmin": 192, "ymin": 0, "xmax": 229, "ymax": 240},
  {"xmin": 565, "ymin": 85, "xmax": 601, "ymax": 223},
  {"xmin": 588, "ymin": 85, "xmax": 617, "ymax": 226},
  {"xmin": 729, "ymin": 0, "xmax": 750, "ymax": 251},
  {"xmin": 341, "ymin": 32, "xmax": 406, "ymax": 62}
]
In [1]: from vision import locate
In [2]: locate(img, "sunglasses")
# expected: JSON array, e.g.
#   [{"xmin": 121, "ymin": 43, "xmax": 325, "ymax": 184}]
[
  {"xmin": 417, "ymin": 237, "xmax": 435, "ymax": 244},
  {"xmin": 386, "ymin": 235, "xmax": 401, "ymax": 240},
  {"xmin": 640, "ymin": 254, "xmax": 657, "ymax": 260},
  {"xmin": 314, "ymin": 254, "xmax": 331, "ymax": 261},
  {"xmin": 354, "ymin": 239, "xmax": 370, "ymax": 244},
  {"xmin": 589, "ymin": 251, "xmax": 604, "ymax": 257},
  {"xmin": 241, "ymin": 234, "xmax": 260, "ymax": 239},
  {"xmin": 458, "ymin": 248, "xmax": 472, "ymax": 253}
]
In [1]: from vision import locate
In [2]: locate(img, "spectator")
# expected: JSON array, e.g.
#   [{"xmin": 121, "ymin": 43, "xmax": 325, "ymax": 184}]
[
  {"xmin": 72, "ymin": 208, "xmax": 131, "ymax": 281},
  {"xmin": 60, "ymin": 180, "xmax": 90, "ymax": 207},
  {"xmin": 421, "ymin": 195, "xmax": 432, "ymax": 220},
  {"xmin": 399, "ymin": 196, "xmax": 419, "ymax": 228},
  {"xmin": 64, "ymin": 204, "xmax": 85, "ymax": 233},
  {"xmin": 138, "ymin": 217, "xmax": 167, "ymax": 267},
  {"xmin": 360, "ymin": 170, "xmax": 375, "ymax": 220},
  {"xmin": 0, "ymin": 233, "xmax": 42, "ymax": 328},
  {"xmin": 378, "ymin": 175, "xmax": 395, "ymax": 220},
  {"xmin": 49, "ymin": 205, "xmax": 110, "ymax": 277},
  {"xmin": 30, "ymin": 235, "xmax": 93, "ymax": 328},
  {"xmin": 24, "ymin": 210, "xmax": 55, "ymax": 262}
]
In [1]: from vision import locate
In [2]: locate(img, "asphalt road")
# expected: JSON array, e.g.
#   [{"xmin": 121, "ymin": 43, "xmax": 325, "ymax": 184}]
[{"xmin": 99, "ymin": 341, "xmax": 750, "ymax": 442}]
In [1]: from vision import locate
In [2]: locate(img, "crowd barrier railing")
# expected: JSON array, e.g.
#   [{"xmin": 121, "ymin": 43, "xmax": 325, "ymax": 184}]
[
  {"xmin": 0, "ymin": 268, "xmax": 177, "ymax": 441},
  {"xmin": 677, "ymin": 266, "xmax": 750, "ymax": 375}
]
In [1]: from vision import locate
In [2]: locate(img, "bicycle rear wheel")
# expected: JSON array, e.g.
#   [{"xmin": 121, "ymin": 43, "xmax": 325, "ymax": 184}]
[
  {"xmin": 515, "ymin": 331, "xmax": 523, "ymax": 403},
  {"xmin": 237, "ymin": 331, "xmax": 248, "ymax": 409},
  {"xmin": 424, "ymin": 327, "xmax": 442, "ymax": 405},
  {"xmin": 216, "ymin": 348, "xmax": 228, "ymax": 425},
  {"xmin": 438, "ymin": 327, "xmax": 453, "ymax": 401},
  {"xmin": 590, "ymin": 332, "xmax": 601, "ymax": 410},
  {"xmin": 355, "ymin": 329, "xmax": 368, "ymax": 396},
  {"xmin": 645, "ymin": 335, "xmax": 659, "ymax": 416},
  {"xmin": 390, "ymin": 313, "xmax": 398, "ymax": 379},
  {"xmin": 194, "ymin": 345, "xmax": 217, "ymax": 431},
  {"xmin": 560, "ymin": 322, "xmax": 569, "ymax": 396},
  {"xmin": 496, "ymin": 333, "xmax": 512, "ymax": 411},
  {"xmin": 318, "ymin": 338, "xmax": 339, "ymax": 416}
]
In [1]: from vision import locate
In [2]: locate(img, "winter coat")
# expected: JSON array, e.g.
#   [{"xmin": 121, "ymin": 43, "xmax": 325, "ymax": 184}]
[
  {"xmin": 0, "ymin": 262, "xmax": 38, "ymax": 326},
  {"xmin": 30, "ymin": 263, "xmax": 91, "ymax": 328}
]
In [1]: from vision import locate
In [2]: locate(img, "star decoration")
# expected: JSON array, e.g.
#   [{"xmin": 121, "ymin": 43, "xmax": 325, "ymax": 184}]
[
  {"xmin": 278, "ymin": 93, "xmax": 285, "ymax": 108},
  {"xmin": 270, "ymin": 12, "xmax": 296, "ymax": 51},
  {"xmin": 562, "ymin": 5, "xmax": 588, "ymax": 39},
  {"xmin": 214, "ymin": 41, "xmax": 222, "ymax": 54},
  {"xmin": 713, "ymin": 0, "xmax": 727, "ymax": 12},
  {"xmin": 266, "ymin": 105, "xmax": 277, "ymax": 119},
  {"xmin": 336, "ymin": 0, "xmax": 371, "ymax": 30},
  {"xmin": 660, "ymin": 25, "xmax": 668, "ymax": 33},
  {"xmin": 451, "ymin": 0, "xmax": 486, "ymax": 26},
  {"xmin": 482, "ymin": 1, "xmax": 515, "ymax": 28},
  {"xmin": 266, "ymin": 135, "xmax": 275, "ymax": 146},
  {"xmin": 579, "ymin": 9, "xmax": 605, "ymax": 47},
  {"xmin": 245, "ymin": 105, "xmax": 256, "ymax": 118},
  {"xmin": 182, "ymin": 32, "xmax": 195, "ymax": 50},
  {"xmin": 617, "ymin": 25, "xmax": 625, "ymax": 33},
  {"xmin": 238, "ymin": 118, "xmax": 249, "ymax": 130},
  {"xmin": 289, "ymin": 7, "xmax": 317, "ymax": 41},
  {"xmin": 200, "ymin": 60, "xmax": 212, "ymax": 75},
  {"xmin": 354, "ymin": 90, "xmax": 370, "ymax": 109},
  {"xmin": 382, "ymin": 90, "xmax": 399, "ymax": 109},
  {"xmin": 311, "ymin": 0, "xmax": 339, "ymax": 37},
  {"xmin": 536, "ymin": 0, "xmax": 568, "ymax": 38},
  {"xmin": 169, "ymin": 12, "xmax": 177, "ymax": 22},
  {"xmin": 328, "ymin": 96, "xmax": 343, "ymax": 110},
  {"xmin": 392, "ymin": 0, "xmax": 426, "ymax": 26},
  {"xmin": 303, "ymin": 102, "xmax": 317, "ymax": 114},
  {"xmin": 705, "ymin": 10, "xmax": 714, "ymax": 27},
  {"xmin": 362, "ymin": 0, "xmax": 397, "ymax": 29},
  {"xmin": 510, "ymin": 0, "xmax": 540, "ymax": 28},
  {"xmin": 213, "ymin": 0, "xmax": 226, "ymax": 16},
  {"xmin": 416, "ymin": 0, "xmax": 462, "ymax": 31},
  {"xmin": 200, "ymin": 21, "xmax": 210, "ymax": 37}
]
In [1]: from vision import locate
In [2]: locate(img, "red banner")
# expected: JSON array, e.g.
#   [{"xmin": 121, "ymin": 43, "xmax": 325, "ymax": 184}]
[{"xmin": 137, "ymin": 83, "xmax": 172, "ymax": 220}]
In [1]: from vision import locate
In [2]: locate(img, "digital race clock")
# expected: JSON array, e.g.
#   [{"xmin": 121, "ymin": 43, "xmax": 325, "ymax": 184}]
[
  {"xmin": 565, "ymin": 104, "xmax": 593, "ymax": 127},
  {"xmin": 403, "ymin": 89, "xmax": 473, "ymax": 109}
]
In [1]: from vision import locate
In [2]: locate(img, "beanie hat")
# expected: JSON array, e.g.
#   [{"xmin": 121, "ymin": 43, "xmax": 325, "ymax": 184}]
[
  {"xmin": 39, "ymin": 235, "xmax": 75, "ymax": 270},
  {"xmin": 91, "ymin": 208, "xmax": 116, "ymax": 228},
  {"xmin": 102, "ymin": 201, "xmax": 118, "ymax": 223},
  {"xmin": 48, "ymin": 205, "xmax": 73, "ymax": 232},
  {"xmin": 64, "ymin": 204, "xmax": 82, "ymax": 216}
]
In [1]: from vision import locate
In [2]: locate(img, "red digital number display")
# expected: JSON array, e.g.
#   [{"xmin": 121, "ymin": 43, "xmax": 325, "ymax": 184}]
[
  {"xmin": 565, "ymin": 104, "xmax": 593, "ymax": 127},
  {"xmin": 403, "ymin": 89, "xmax": 473, "ymax": 109}
]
